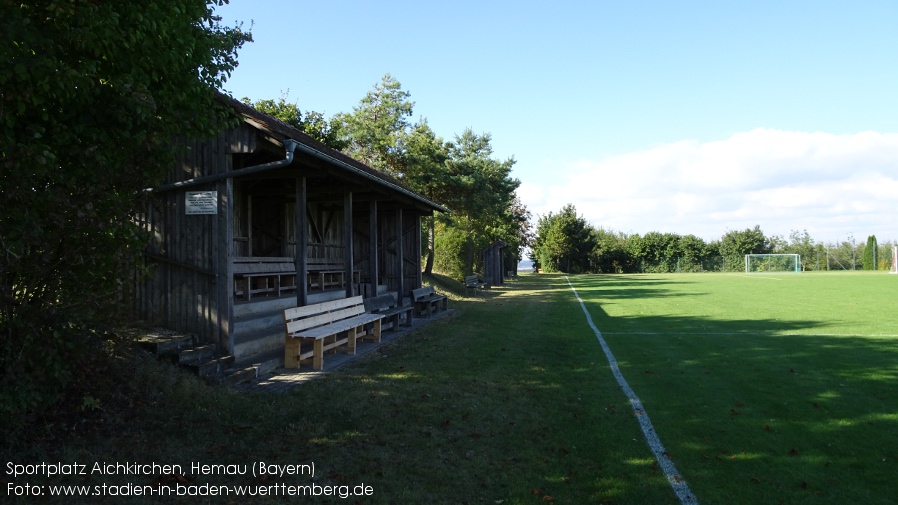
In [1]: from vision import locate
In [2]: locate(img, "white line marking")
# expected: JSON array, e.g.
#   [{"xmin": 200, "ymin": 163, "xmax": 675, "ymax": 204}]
[
  {"xmin": 604, "ymin": 332, "xmax": 898, "ymax": 337},
  {"xmin": 566, "ymin": 277, "xmax": 699, "ymax": 505}
]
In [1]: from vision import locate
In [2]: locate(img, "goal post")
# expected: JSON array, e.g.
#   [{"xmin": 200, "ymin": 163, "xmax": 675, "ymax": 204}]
[{"xmin": 745, "ymin": 254, "xmax": 801, "ymax": 274}]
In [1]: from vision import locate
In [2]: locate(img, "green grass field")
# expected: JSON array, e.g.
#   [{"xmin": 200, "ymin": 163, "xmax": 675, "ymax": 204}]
[
  {"xmin": 568, "ymin": 271, "xmax": 898, "ymax": 504},
  {"xmin": 9, "ymin": 271, "xmax": 897, "ymax": 504}
]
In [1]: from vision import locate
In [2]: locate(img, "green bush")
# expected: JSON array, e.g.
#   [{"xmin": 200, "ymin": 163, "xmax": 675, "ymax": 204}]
[{"xmin": 434, "ymin": 226, "xmax": 468, "ymax": 279}]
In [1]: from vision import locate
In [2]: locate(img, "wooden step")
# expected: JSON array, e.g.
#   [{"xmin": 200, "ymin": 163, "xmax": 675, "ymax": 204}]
[
  {"xmin": 135, "ymin": 328, "xmax": 258, "ymax": 387},
  {"xmin": 209, "ymin": 366, "xmax": 258, "ymax": 387},
  {"xmin": 137, "ymin": 332, "xmax": 195, "ymax": 355},
  {"xmin": 177, "ymin": 344, "xmax": 217, "ymax": 364},
  {"xmin": 184, "ymin": 355, "xmax": 235, "ymax": 378}
]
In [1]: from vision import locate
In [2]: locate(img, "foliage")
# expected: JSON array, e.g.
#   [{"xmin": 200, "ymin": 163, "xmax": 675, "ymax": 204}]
[
  {"xmin": 718, "ymin": 225, "xmax": 771, "ymax": 270},
  {"xmin": 531, "ymin": 204, "xmax": 594, "ymax": 273},
  {"xmin": 863, "ymin": 235, "xmax": 877, "ymax": 270},
  {"xmin": 432, "ymin": 224, "xmax": 468, "ymax": 280},
  {"xmin": 534, "ymin": 203, "xmax": 829, "ymax": 274},
  {"xmin": 247, "ymin": 75, "xmax": 528, "ymax": 281},
  {"xmin": 442, "ymin": 129, "xmax": 520, "ymax": 275},
  {"xmin": 590, "ymin": 227, "xmax": 634, "ymax": 273},
  {"xmin": 242, "ymin": 94, "xmax": 347, "ymax": 150},
  {"xmin": 404, "ymin": 121, "xmax": 451, "ymax": 275},
  {"xmin": 0, "ymin": 0, "xmax": 250, "ymax": 427},
  {"xmin": 335, "ymin": 73, "xmax": 414, "ymax": 177}
]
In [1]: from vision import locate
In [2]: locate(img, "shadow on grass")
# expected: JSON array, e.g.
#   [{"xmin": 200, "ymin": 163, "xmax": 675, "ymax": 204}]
[
  {"xmin": 13, "ymin": 274, "xmax": 895, "ymax": 504},
  {"xmin": 569, "ymin": 274, "xmax": 898, "ymax": 504}
]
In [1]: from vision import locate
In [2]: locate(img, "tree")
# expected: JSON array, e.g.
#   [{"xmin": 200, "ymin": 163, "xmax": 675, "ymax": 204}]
[
  {"xmin": 1, "ymin": 0, "xmax": 251, "ymax": 424},
  {"xmin": 335, "ymin": 73, "xmax": 414, "ymax": 177},
  {"xmin": 502, "ymin": 194, "xmax": 534, "ymax": 270},
  {"xmin": 863, "ymin": 235, "xmax": 878, "ymax": 270},
  {"xmin": 719, "ymin": 226, "xmax": 770, "ymax": 270},
  {"xmin": 786, "ymin": 230, "xmax": 816, "ymax": 270},
  {"xmin": 678, "ymin": 234, "xmax": 708, "ymax": 272},
  {"xmin": 442, "ymin": 129, "xmax": 519, "ymax": 274},
  {"xmin": 591, "ymin": 228, "xmax": 634, "ymax": 273},
  {"xmin": 532, "ymin": 204, "xmax": 594, "ymax": 273},
  {"xmin": 243, "ymin": 94, "xmax": 347, "ymax": 150},
  {"xmin": 403, "ymin": 121, "xmax": 451, "ymax": 274},
  {"xmin": 333, "ymin": 77, "xmax": 524, "ymax": 279}
]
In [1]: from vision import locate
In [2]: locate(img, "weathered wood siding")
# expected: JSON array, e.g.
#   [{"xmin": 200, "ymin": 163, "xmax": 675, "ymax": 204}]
[
  {"xmin": 376, "ymin": 208, "xmax": 422, "ymax": 300},
  {"xmin": 135, "ymin": 128, "xmax": 250, "ymax": 350},
  {"xmin": 135, "ymin": 117, "xmax": 435, "ymax": 364},
  {"xmin": 482, "ymin": 241, "xmax": 508, "ymax": 286},
  {"xmin": 402, "ymin": 210, "xmax": 423, "ymax": 297}
]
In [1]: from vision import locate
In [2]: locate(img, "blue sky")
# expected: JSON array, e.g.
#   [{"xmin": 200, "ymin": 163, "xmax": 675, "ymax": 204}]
[{"xmin": 217, "ymin": 1, "xmax": 898, "ymax": 243}]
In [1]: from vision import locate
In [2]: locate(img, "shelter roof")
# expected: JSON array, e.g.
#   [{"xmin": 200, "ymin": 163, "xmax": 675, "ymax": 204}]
[{"xmin": 221, "ymin": 93, "xmax": 449, "ymax": 213}]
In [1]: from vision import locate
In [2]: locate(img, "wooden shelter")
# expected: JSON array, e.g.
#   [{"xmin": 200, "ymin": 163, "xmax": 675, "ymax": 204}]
[
  {"xmin": 482, "ymin": 240, "xmax": 508, "ymax": 287},
  {"xmin": 134, "ymin": 95, "xmax": 447, "ymax": 367}
]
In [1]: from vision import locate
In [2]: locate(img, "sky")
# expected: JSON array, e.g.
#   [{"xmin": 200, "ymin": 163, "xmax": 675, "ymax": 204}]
[{"xmin": 216, "ymin": 0, "xmax": 898, "ymax": 244}]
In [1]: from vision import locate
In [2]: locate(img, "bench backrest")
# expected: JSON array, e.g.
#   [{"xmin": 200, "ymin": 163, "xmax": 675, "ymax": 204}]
[
  {"xmin": 284, "ymin": 295, "xmax": 365, "ymax": 334},
  {"xmin": 412, "ymin": 286, "xmax": 435, "ymax": 301},
  {"xmin": 307, "ymin": 258, "xmax": 344, "ymax": 271},
  {"xmin": 364, "ymin": 293, "xmax": 397, "ymax": 312},
  {"xmin": 464, "ymin": 275, "xmax": 480, "ymax": 285},
  {"xmin": 233, "ymin": 258, "xmax": 296, "ymax": 275}
]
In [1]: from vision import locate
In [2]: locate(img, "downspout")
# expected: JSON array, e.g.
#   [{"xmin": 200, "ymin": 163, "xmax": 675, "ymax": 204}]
[
  {"xmin": 152, "ymin": 139, "xmax": 299, "ymax": 193},
  {"xmin": 147, "ymin": 139, "xmax": 297, "ymax": 359}
]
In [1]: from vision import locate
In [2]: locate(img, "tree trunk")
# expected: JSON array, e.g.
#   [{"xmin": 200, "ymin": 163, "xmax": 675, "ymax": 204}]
[{"xmin": 424, "ymin": 216, "xmax": 435, "ymax": 275}]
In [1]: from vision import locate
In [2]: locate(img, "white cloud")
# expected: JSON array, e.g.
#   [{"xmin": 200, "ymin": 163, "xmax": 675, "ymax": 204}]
[{"xmin": 518, "ymin": 129, "xmax": 898, "ymax": 243}]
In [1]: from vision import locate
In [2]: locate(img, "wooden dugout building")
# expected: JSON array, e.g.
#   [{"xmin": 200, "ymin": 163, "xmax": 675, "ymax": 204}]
[{"xmin": 135, "ymin": 95, "xmax": 447, "ymax": 367}]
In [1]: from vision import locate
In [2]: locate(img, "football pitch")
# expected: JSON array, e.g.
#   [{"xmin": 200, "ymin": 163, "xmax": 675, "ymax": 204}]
[{"xmin": 566, "ymin": 271, "xmax": 898, "ymax": 503}]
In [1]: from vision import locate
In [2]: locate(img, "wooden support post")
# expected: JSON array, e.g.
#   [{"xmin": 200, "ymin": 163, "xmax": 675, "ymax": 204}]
[
  {"xmin": 344, "ymin": 189, "xmax": 354, "ymax": 298},
  {"xmin": 369, "ymin": 200, "xmax": 378, "ymax": 296},
  {"xmin": 312, "ymin": 339, "xmax": 323, "ymax": 370},
  {"xmin": 416, "ymin": 212, "xmax": 423, "ymax": 288},
  {"xmin": 295, "ymin": 177, "xmax": 308, "ymax": 307},
  {"xmin": 219, "ymin": 176, "xmax": 234, "ymax": 355},
  {"xmin": 284, "ymin": 338, "xmax": 300, "ymax": 369},
  {"xmin": 396, "ymin": 208, "xmax": 404, "ymax": 301},
  {"xmin": 346, "ymin": 327, "xmax": 357, "ymax": 355}
]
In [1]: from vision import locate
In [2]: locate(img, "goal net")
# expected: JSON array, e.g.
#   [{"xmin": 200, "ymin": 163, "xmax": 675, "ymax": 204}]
[
  {"xmin": 745, "ymin": 254, "xmax": 801, "ymax": 274},
  {"xmin": 891, "ymin": 246, "xmax": 898, "ymax": 274}
]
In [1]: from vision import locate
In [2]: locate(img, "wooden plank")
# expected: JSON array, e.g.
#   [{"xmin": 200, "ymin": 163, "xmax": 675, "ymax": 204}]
[
  {"xmin": 285, "ymin": 296, "xmax": 362, "ymax": 319},
  {"xmin": 286, "ymin": 305, "xmax": 368, "ymax": 335}
]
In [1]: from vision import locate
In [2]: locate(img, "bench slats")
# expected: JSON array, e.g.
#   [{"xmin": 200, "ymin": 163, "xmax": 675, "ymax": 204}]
[
  {"xmin": 286, "ymin": 304, "xmax": 365, "ymax": 334},
  {"xmin": 292, "ymin": 313, "xmax": 382, "ymax": 339},
  {"xmin": 283, "ymin": 295, "xmax": 383, "ymax": 370},
  {"xmin": 412, "ymin": 286, "xmax": 448, "ymax": 317}
]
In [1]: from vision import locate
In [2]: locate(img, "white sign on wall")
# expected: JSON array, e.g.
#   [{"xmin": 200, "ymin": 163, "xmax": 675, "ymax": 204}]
[{"xmin": 185, "ymin": 191, "xmax": 218, "ymax": 215}]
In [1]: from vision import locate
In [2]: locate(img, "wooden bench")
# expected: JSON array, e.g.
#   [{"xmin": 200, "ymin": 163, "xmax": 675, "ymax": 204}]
[
  {"xmin": 411, "ymin": 286, "xmax": 448, "ymax": 318},
  {"xmin": 283, "ymin": 296, "xmax": 383, "ymax": 370},
  {"xmin": 233, "ymin": 258, "xmax": 296, "ymax": 301},
  {"xmin": 464, "ymin": 274, "xmax": 487, "ymax": 297},
  {"xmin": 307, "ymin": 258, "xmax": 361, "ymax": 292},
  {"xmin": 364, "ymin": 293, "xmax": 413, "ymax": 332}
]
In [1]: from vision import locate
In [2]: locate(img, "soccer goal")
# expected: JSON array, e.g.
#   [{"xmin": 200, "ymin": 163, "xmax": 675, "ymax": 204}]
[
  {"xmin": 891, "ymin": 246, "xmax": 898, "ymax": 274},
  {"xmin": 745, "ymin": 254, "xmax": 801, "ymax": 274}
]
